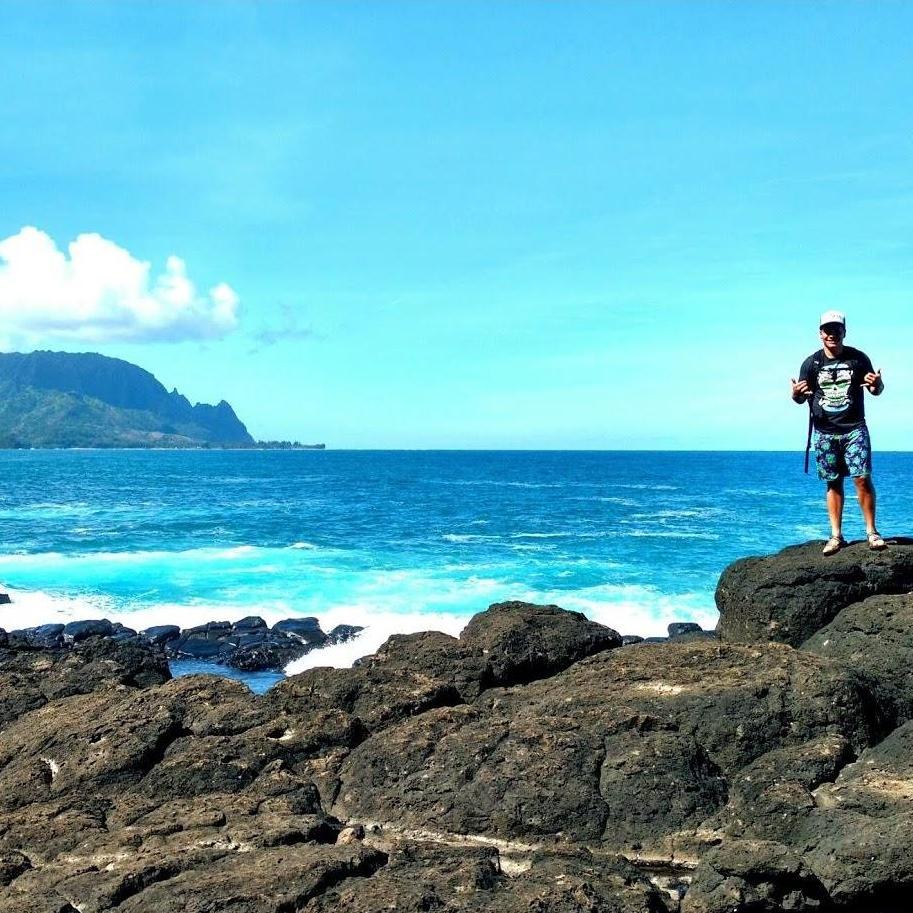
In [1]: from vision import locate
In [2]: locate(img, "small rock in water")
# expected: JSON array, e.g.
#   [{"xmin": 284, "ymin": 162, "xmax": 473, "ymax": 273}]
[
  {"xmin": 327, "ymin": 623, "xmax": 365, "ymax": 644},
  {"xmin": 272, "ymin": 617, "xmax": 327, "ymax": 644},
  {"xmin": 63, "ymin": 619, "xmax": 114, "ymax": 642},
  {"xmin": 142, "ymin": 624, "xmax": 181, "ymax": 645},
  {"xmin": 233, "ymin": 615, "xmax": 268, "ymax": 631},
  {"xmin": 667, "ymin": 622, "xmax": 703, "ymax": 638},
  {"xmin": 0, "ymin": 592, "xmax": 11, "ymax": 605}
]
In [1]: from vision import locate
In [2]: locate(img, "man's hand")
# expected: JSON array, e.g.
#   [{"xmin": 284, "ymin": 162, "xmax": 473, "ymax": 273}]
[
  {"xmin": 791, "ymin": 378, "xmax": 811, "ymax": 402},
  {"xmin": 862, "ymin": 368, "xmax": 884, "ymax": 395}
]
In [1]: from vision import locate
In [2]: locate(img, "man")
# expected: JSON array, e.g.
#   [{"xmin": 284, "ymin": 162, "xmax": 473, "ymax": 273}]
[{"xmin": 791, "ymin": 311, "xmax": 885, "ymax": 555}]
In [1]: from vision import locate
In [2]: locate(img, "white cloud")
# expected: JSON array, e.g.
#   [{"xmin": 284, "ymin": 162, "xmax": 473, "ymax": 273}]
[{"xmin": 0, "ymin": 227, "xmax": 240, "ymax": 345}]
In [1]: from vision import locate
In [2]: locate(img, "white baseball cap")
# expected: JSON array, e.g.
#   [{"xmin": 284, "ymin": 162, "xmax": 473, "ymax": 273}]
[{"xmin": 819, "ymin": 310, "xmax": 846, "ymax": 328}]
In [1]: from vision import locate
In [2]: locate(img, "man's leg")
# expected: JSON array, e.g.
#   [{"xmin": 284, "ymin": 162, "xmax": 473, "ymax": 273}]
[
  {"xmin": 846, "ymin": 425, "xmax": 880, "ymax": 538},
  {"xmin": 854, "ymin": 476, "xmax": 877, "ymax": 533},
  {"xmin": 826, "ymin": 479, "xmax": 845, "ymax": 538}
]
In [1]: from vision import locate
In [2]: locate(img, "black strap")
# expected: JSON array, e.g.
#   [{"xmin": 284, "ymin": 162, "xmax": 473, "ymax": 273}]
[
  {"xmin": 804, "ymin": 407, "xmax": 814, "ymax": 473},
  {"xmin": 803, "ymin": 352, "xmax": 821, "ymax": 474}
]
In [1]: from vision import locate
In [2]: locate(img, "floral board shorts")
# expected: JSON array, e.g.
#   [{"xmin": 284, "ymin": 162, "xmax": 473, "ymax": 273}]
[{"xmin": 814, "ymin": 425, "xmax": 872, "ymax": 482}]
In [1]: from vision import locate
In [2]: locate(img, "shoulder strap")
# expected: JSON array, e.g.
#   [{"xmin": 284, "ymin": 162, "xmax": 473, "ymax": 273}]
[{"xmin": 803, "ymin": 350, "xmax": 822, "ymax": 474}]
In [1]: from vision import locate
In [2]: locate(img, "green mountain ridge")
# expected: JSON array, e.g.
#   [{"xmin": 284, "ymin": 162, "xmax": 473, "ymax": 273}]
[{"xmin": 0, "ymin": 351, "xmax": 254, "ymax": 448}]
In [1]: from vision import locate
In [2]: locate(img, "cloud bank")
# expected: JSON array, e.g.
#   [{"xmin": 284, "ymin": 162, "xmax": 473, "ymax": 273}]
[{"xmin": 0, "ymin": 227, "xmax": 239, "ymax": 345}]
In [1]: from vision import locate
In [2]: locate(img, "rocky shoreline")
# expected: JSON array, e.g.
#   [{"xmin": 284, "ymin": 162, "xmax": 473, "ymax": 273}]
[
  {"xmin": 0, "ymin": 614, "xmax": 364, "ymax": 672},
  {"xmin": 2, "ymin": 539, "xmax": 913, "ymax": 911}
]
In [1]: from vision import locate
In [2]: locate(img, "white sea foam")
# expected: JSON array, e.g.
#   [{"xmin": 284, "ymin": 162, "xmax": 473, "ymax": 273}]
[
  {"xmin": 605, "ymin": 483, "xmax": 678, "ymax": 491},
  {"xmin": 290, "ymin": 541, "xmax": 318, "ymax": 550},
  {"xmin": 285, "ymin": 579, "xmax": 718, "ymax": 673},
  {"xmin": 284, "ymin": 609, "xmax": 469, "ymax": 674},
  {"xmin": 0, "ymin": 587, "xmax": 299, "ymax": 632}
]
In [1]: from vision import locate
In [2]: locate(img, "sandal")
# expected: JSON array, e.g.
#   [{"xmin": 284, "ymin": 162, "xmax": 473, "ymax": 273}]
[
  {"xmin": 822, "ymin": 536, "xmax": 846, "ymax": 556},
  {"xmin": 867, "ymin": 531, "xmax": 887, "ymax": 551}
]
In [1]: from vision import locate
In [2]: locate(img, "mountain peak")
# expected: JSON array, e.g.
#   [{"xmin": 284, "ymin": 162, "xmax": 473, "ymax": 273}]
[{"xmin": 0, "ymin": 351, "xmax": 254, "ymax": 448}]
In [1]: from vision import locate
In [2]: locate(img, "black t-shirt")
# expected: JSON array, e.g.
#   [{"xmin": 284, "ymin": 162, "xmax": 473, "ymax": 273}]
[{"xmin": 799, "ymin": 346, "xmax": 874, "ymax": 434}]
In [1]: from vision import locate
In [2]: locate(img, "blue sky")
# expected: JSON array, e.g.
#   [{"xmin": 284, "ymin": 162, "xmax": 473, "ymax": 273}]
[{"xmin": 2, "ymin": 1, "xmax": 912, "ymax": 448}]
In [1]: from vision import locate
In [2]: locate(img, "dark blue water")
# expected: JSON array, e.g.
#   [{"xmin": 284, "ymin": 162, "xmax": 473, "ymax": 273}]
[{"xmin": 1, "ymin": 450, "xmax": 909, "ymax": 683}]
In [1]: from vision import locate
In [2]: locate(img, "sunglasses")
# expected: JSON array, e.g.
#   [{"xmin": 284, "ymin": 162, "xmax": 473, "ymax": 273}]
[{"xmin": 820, "ymin": 324, "xmax": 844, "ymax": 336}]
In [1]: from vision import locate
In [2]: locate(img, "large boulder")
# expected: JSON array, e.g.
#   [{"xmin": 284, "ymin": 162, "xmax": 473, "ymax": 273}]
[
  {"xmin": 803, "ymin": 591, "xmax": 913, "ymax": 723},
  {"xmin": 0, "ymin": 635, "xmax": 170, "ymax": 726},
  {"xmin": 331, "ymin": 640, "xmax": 881, "ymax": 859},
  {"xmin": 271, "ymin": 601, "xmax": 621, "ymax": 735},
  {"xmin": 716, "ymin": 539, "xmax": 913, "ymax": 646}
]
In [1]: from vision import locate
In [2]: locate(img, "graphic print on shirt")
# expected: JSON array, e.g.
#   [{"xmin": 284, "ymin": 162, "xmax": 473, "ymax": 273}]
[{"xmin": 818, "ymin": 361, "xmax": 853, "ymax": 413}]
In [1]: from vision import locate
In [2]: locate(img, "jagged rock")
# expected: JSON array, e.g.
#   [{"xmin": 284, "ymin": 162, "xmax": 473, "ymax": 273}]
[
  {"xmin": 668, "ymin": 622, "xmax": 703, "ymax": 637},
  {"xmin": 63, "ymin": 618, "xmax": 114, "ymax": 641},
  {"xmin": 683, "ymin": 840, "xmax": 829, "ymax": 913},
  {"xmin": 460, "ymin": 600, "xmax": 621, "ymax": 687},
  {"xmin": 5, "ymin": 558, "xmax": 913, "ymax": 911},
  {"xmin": 232, "ymin": 615, "xmax": 267, "ymax": 631},
  {"xmin": 326, "ymin": 623, "xmax": 363, "ymax": 644},
  {"xmin": 0, "ymin": 629, "xmax": 7, "ymax": 648},
  {"xmin": 331, "ymin": 640, "xmax": 880, "ymax": 857},
  {"xmin": 0, "ymin": 849, "xmax": 31, "ymax": 886},
  {"xmin": 272, "ymin": 617, "xmax": 327, "ymax": 644},
  {"xmin": 303, "ymin": 843, "xmax": 674, "ymax": 912},
  {"xmin": 0, "ymin": 635, "xmax": 170, "ymax": 726},
  {"xmin": 716, "ymin": 539, "xmax": 913, "ymax": 646},
  {"xmin": 274, "ymin": 602, "xmax": 621, "ymax": 739},
  {"xmin": 803, "ymin": 591, "xmax": 913, "ymax": 723},
  {"xmin": 142, "ymin": 624, "xmax": 181, "ymax": 645},
  {"xmin": 9, "ymin": 623, "xmax": 65, "ymax": 648},
  {"xmin": 0, "ymin": 593, "xmax": 11, "ymax": 605}
]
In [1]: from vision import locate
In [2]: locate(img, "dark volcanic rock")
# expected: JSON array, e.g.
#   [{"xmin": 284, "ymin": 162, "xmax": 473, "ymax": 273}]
[
  {"xmin": 142, "ymin": 624, "xmax": 181, "ymax": 645},
  {"xmin": 0, "ymin": 593, "xmax": 10, "ymax": 605},
  {"xmin": 6, "ymin": 556, "xmax": 913, "ymax": 912},
  {"xmin": 461, "ymin": 600, "xmax": 621, "ymax": 688},
  {"xmin": 668, "ymin": 622, "xmax": 703, "ymax": 637},
  {"xmin": 0, "ymin": 635, "xmax": 170, "ymax": 726},
  {"xmin": 274, "ymin": 601, "xmax": 621, "ymax": 742},
  {"xmin": 326, "ymin": 623, "xmax": 363, "ymax": 644},
  {"xmin": 63, "ymin": 618, "xmax": 114, "ymax": 641},
  {"xmin": 332, "ymin": 639, "xmax": 880, "ymax": 857},
  {"xmin": 165, "ymin": 617, "xmax": 335, "ymax": 671},
  {"xmin": 10, "ymin": 623, "xmax": 65, "ymax": 648},
  {"xmin": 304, "ymin": 842, "xmax": 673, "ymax": 913},
  {"xmin": 683, "ymin": 839, "xmax": 829, "ymax": 913},
  {"xmin": 233, "ymin": 615, "xmax": 267, "ymax": 631},
  {"xmin": 272, "ymin": 616, "xmax": 328, "ymax": 645},
  {"xmin": 716, "ymin": 538, "xmax": 913, "ymax": 646},
  {"xmin": 803, "ymin": 591, "xmax": 913, "ymax": 723}
]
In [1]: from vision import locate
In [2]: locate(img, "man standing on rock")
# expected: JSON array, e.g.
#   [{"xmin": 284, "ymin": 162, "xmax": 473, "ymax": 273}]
[{"xmin": 791, "ymin": 311, "xmax": 886, "ymax": 555}]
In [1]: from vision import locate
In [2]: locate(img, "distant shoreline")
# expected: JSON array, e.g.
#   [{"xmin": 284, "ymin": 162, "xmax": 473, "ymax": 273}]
[{"xmin": 0, "ymin": 443, "xmax": 326, "ymax": 451}]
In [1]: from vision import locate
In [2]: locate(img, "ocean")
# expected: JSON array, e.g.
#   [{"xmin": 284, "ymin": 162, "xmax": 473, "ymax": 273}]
[{"xmin": 1, "ymin": 449, "xmax": 910, "ymax": 689}]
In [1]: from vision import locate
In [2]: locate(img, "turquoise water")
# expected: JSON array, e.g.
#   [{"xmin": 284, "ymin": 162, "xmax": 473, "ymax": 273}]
[{"xmin": 1, "ymin": 450, "xmax": 910, "ymax": 676}]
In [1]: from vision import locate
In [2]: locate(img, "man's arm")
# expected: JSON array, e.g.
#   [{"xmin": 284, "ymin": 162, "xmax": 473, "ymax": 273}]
[
  {"xmin": 859, "ymin": 353, "xmax": 884, "ymax": 395},
  {"xmin": 791, "ymin": 357, "xmax": 813, "ymax": 404},
  {"xmin": 862, "ymin": 368, "xmax": 884, "ymax": 395}
]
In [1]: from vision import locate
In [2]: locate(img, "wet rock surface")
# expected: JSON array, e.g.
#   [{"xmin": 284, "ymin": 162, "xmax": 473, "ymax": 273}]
[
  {"xmin": 2, "ymin": 547, "xmax": 913, "ymax": 912},
  {"xmin": 4, "ymin": 615, "xmax": 364, "ymax": 672}
]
